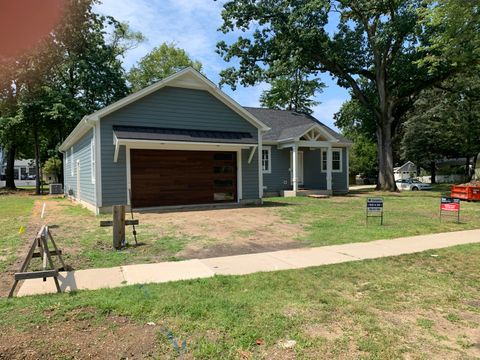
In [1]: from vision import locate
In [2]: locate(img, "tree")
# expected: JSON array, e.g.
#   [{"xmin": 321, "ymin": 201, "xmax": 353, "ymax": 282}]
[
  {"xmin": 43, "ymin": 156, "xmax": 62, "ymax": 182},
  {"xmin": 127, "ymin": 43, "xmax": 202, "ymax": 92},
  {"xmin": 402, "ymin": 69, "xmax": 480, "ymax": 182},
  {"xmin": 260, "ymin": 68, "xmax": 324, "ymax": 114},
  {"xmin": 0, "ymin": 0, "xmax": 143, "ymax": 192},
  {"xmin": 216, "ymin": 0, "xmax": 478, "ymax": 191},
  {"xmin": 335, "ymin": 99, "xmax": 378, "ymax": 180}
]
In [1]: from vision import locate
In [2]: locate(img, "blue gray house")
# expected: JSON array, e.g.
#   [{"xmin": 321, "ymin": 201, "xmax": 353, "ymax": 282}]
[{"xmin": 59, "ymin": 68, "xmax": 351, "ymax": 214}]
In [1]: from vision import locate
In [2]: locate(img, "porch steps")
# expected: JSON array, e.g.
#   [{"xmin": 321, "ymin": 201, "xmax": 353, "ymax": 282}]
[{"xmin": 307, "ymin": 194, "xmax": 330, "ymax": 199}]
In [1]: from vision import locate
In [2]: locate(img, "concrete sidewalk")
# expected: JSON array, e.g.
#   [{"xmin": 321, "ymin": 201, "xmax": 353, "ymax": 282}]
[{"xmin": 17, "ymin": 229, "xmax": 480, "ymax": 296}]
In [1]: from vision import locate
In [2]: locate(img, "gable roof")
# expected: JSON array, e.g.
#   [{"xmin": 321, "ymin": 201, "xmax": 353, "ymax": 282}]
[
  {"xmin": 59, "ymin": 68, "xmax": 269, "ymax": 151},
  {"xmin": 243, "ymin": 107, "xmax": 352, "ymax": 144}
]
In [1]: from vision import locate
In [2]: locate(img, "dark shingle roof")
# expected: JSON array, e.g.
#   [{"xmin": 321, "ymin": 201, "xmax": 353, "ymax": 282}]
[
  {"xmin": 113, "ymin": 125, "xmax": 256, "ymax": 144},
  {"xmin": 244, "ymin": 107, "xmax": 351, "ymax": 143}
]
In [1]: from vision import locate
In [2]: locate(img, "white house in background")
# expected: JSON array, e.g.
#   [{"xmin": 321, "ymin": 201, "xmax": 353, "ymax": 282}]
[
  {"xmin": 393, "ymin": 161, "xmax": 417, "ymax": 180},
  {"xmin": 0, "ymin": 158, "xmax": 37, "ymax": 187}
]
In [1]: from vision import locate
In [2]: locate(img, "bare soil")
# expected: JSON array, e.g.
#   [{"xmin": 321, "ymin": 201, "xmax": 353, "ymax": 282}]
[
  {"xmin": 139, "ymin": 206, "xmax": 305, "ymax": 258},
  {"xmin": 0, "ymin": 200, "xmax": 43, "ymax": 298},
  {"xmin": 0, "ymin": 309, "xmax": 160, "ymax": 359}
]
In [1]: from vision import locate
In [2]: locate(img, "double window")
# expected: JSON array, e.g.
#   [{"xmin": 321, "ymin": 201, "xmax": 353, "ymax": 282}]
[
  {"xmin": 321, "ymin": 149, "xmax": 342, "ymax": 172},
  {"xmin": 262, "ymin": 146, "xmax": 271, "ymax": 174}
]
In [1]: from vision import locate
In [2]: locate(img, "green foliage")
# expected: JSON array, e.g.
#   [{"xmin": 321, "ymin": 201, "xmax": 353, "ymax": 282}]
[
  {"xmin": 216, "ymin": 0, "xmax": 476, "ymax": 190},
  {"xmin": 127, "ymin": 43, "xmax": 202, "ymax": 92},
  {"xmin": 335, "ymin": 98, "xmax": 378, "ymax": 177},
  {"xmin": 259, "ymin": 68, "xmax": 324, "ymax": 114},
  {"xmin": 0, "ymin": 0, "xmax": 144, "ymax": 191},
  {"xmin": 42, "ymin": 156, "xmax": 62, "ymax": 179},
  {"xmin": 402, "ymin": 69, "xmax": 480, "ymax": 173}
]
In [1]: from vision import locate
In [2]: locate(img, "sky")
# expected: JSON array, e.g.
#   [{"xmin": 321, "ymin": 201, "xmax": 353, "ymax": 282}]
[{"xmin": 94, "ymin": 0, "xmax": 350, "ymax": 131}]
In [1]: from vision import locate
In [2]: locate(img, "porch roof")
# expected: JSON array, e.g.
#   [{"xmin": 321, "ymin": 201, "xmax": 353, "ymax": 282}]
[{"xmin": 244, "ymin": 107, "xmax": 352, "ymax": 144}]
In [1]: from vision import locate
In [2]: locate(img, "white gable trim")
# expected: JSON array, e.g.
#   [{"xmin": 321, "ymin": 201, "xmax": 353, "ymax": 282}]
[
  {"xmin": 296, "ymin": 124, "xmax": 338, "ymax": 142},
  {"xmin": 59, "ymin": 68, "xmax": 269, "ymax": 152}
]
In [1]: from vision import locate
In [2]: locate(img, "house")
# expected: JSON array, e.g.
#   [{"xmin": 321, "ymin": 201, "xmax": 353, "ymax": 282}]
[
  {"xmin": 59, "ymin": 68, "xmax": 351, "ymax": 214},
  {"xmin": 0, "ymin": 158, "xmax": 37, "ymax": 187},
  {"xmin": 393, "ymin": 161, "xmax": 417, "ymax": 180}
]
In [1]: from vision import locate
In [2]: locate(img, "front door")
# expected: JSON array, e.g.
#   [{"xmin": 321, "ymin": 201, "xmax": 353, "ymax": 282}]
[{"xmin": 290, "ymin": 151, "xmax": 304, "ymax": 187}]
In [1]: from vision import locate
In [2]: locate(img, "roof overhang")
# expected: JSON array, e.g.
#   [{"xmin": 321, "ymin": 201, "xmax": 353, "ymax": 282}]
[
  {"xmin": 113, "ymin": 137, "xmax": 253, "ymax": 162},
  {"xmin": 59, "ymin": 67, "xmax": 270, "ymax": 152}
]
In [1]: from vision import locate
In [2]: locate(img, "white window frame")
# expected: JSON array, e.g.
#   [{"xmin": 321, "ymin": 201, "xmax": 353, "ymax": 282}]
[
  {"xmin": 90, "ymin": 137, "xmax": 96, "ymax": 184},
  {"xmin": 262, "ymin": 146, "xmax": 272, "ymax": 174},
  {"xmin": 70, "ymin": 147, "xmax": 74, "ymax": 176},
  {"xmin": 321, "ymin": 149, "xmax": 343, "ymax": 173}
]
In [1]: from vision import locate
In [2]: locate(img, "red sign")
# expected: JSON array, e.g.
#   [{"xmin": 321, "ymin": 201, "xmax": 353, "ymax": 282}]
[{"xmin": 441, "ymin": 203, "xmax": 459, "ymax": 212}]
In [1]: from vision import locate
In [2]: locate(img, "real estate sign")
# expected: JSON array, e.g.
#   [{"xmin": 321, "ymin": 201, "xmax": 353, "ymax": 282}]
[
  {"xmin": 440, "ymin": 197, "xmax": 460, "ymax": 223},
  {"xmin": 366, "ymin": 197, "xmax": 384, "ymax": 225}
]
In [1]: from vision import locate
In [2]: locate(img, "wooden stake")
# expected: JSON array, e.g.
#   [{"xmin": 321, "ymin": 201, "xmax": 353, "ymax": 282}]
[{"xmin": 112, "ymin": 205, "xmax": 125, "ymax": 249}]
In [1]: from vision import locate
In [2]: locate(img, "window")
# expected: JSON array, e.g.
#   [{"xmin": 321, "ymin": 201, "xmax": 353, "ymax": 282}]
[
  {"xmin": 13, "ymin": 168, "xmax": 19, "ymax": 180},
  {"xmin": 322, "ymin": 151, "xmax": 327, "ymax": 171},
  {"xmin": 332, "ymin": 150, "xmax": 341, "ymax": 171},
  {"xmin": 91, "ymin": 138, "xmax": 95, "ymax": 184},
  {"xmin": 262, "ymin": 146, "xmax": 271, "ymax": 173},
  {"xmin": 321, "ymin": 149, "xmax": 342, "ymax": 172},
  {"xmin": 20, "ymin": 167, "xmax": 28, "ymax": 180}
]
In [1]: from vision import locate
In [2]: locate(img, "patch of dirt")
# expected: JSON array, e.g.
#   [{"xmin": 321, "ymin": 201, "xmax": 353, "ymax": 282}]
[
  {"xmin": 139, "ymin": 206, "xmax": 305, "ymax": 259},
  {"xmin": 0, "ymin": 311, "xmax": 160, "ymax": 359},
  {"xmin": 0, "ymin": 200, "xmax": 43, "ymax": 298},
  {"xmin": 376, "ymin": 309, "xmax": 480, "ymax": 358}
]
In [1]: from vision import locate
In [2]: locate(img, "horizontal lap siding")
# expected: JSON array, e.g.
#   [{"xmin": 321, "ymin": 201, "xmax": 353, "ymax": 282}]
[
  {"xmin": 241, "ymin": 148, "xmax": 259, "ymax": 199},
  {"xmin": 332, "ymin": 148, "xmax": 348, "ymax": 191},
  {"xmin": 64, "ymin": 129, "xmax": 95, "ymax": 205},
  {"xmin": 303, "ymin": 149, "xmax": 326, "ymax": 189},
  {"xmin": 101, "ymin": 87, "xmax": 259, "ymax": 206},
  {"xmin": 263, "ymin": 147, "xmax": 291, "ymax": 194}
]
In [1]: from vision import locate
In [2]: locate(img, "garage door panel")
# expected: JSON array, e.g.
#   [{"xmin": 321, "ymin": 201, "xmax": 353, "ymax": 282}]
[{"xmin": 131, "ymin": 149, "xmax": 237, "ymax": 207}]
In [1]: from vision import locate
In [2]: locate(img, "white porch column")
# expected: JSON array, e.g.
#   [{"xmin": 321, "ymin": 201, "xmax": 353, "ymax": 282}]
[
  {"xmin": 326, "ymin": 145, "xmax": 332, "ymax": 192},
  {"xmin": 292, "ymin": 144, "xmax": 298, "ymax": 192},
  {"xmin": 257, "ymin": 129, "xmax": 263, "ymax": 199}
]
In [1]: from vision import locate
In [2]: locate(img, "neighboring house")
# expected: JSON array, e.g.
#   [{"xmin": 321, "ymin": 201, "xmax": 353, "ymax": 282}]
[
  {"xmin": 59, "ymin": 68, "xmax": 351, "ymax": 214},
  {"xmin": 0, "ymin": 158, "xmax": 37, "ymax": 187},
  {"xmin": 393, "ymin": 161, "xmax": 417, "ymax": 180}
]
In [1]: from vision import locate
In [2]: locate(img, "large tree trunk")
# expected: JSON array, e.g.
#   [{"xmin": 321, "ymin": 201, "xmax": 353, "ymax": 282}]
[
  {"xmin": 4, "ymin": 145, "xmax": 17, "ymax": 190},
  {"xmin": 465, "ymin": 156, "xmax": 471, "ymax": 182},
  {"xmin": 430, "ymin": 161, "xmax": 436, "ymax": 184},
  {"xmin": 472, "ymin": 153, "xmax": 478, "ymax": 180},
  {"xmin": 376, "ymin": 122, "xmax": 397, "ymax": 191},
  {"xmin": 374, "ymin": 66, "xmax": 397, "ymax": 191}
]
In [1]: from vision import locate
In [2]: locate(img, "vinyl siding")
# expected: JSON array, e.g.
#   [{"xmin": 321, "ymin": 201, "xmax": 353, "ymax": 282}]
[
  {"xmin": 63, "ymin": 129, "xmax": 95, "ymax": 205},
  {"xmin": 262, "ymin": 146, "xmax": 291, "ymax": 193},
  {"xmin": 100, "ymin": 86, "xmax": 260, "ymax": 206},
  {"xmin": 303, "ymin": 149, "xmax": 326, "ymax": 189},
  {"xmin": 241, "ymin": 148, "xmax": 259, "ymax": 199},
  {"xmin": 332, "ymin": 148, "xmax": 348, "ymax": 192}
]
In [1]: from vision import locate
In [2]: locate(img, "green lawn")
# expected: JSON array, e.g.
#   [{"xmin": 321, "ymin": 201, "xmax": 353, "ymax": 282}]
[
  {"xmin": 1, "ymin": 185, "xmax": 479, "ymax": 273},
  {"xmin": 271, "ymin": 185, "xmax": 480, "ymax": 247},
  {"xmin": 0, "ymin": 244, "xmax": 479, "ymax": 359},
  {"xmin": 0, "ymin": 193, "xmax": 35, "ymax": 272}
]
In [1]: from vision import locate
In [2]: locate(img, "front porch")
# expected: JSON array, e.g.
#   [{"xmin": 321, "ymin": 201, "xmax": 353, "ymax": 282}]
[{"xmin": 262, "ymin": 125, "xmax": 350, "ymax": 197}]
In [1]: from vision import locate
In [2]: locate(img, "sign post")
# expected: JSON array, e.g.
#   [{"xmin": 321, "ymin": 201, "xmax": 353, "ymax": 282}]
[
  {"xmin": 440, "ymin": 197, "xmax": 460, "ymax": 223},
  {"xmin": 366, "ymin": 197, "xmax": 384, "ymax": 225}
]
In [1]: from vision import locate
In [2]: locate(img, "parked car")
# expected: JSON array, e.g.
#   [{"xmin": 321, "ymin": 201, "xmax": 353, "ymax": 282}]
[{"xmin": 396, "ymin": 178, "xmax": 432, "ymax": 191}]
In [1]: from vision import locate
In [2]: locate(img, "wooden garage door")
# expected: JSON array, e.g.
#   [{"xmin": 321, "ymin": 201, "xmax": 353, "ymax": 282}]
[{"xmin": 130, "ymin": 149, "xmax": 237, "ymax": 208}]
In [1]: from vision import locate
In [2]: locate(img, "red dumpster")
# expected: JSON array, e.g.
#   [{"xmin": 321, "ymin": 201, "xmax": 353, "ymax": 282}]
[{"xmin": 451, "ymin": 184, "xmax": 480, "ymax": 201}]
